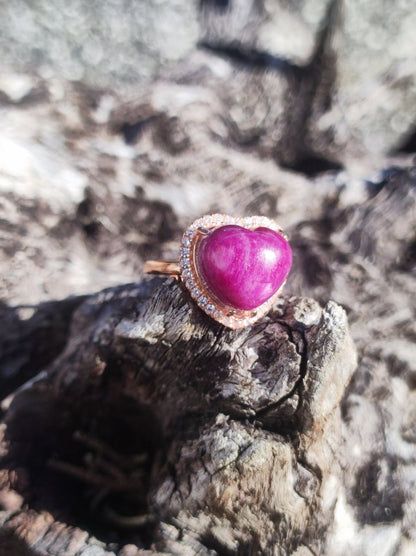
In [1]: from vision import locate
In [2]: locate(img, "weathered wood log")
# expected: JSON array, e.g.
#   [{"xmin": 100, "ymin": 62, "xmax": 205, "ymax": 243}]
[
  {"xmin": 1, "ymin": 0, "xmax": 415, "ymax": 553},
  {"xmin": 0, "ymin": 277, "xmax": 356, "ymax": 555},
  {"xmin": 0, "ymin": 296, "xmax": 88, "ymax": 400},
  {"xmin": 1, "ymin": 167, "xmax": 414, "ymax": 555}
]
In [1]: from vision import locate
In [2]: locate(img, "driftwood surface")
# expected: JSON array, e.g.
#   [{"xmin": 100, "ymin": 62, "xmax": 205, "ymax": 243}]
[{"xmin": 1, "ymin": 1, "xmax": 416, "ymax": 555}]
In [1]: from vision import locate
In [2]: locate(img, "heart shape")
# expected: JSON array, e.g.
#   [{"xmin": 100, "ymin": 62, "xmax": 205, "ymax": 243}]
[
  {"xmin": 198, "ymin": 225, "xmax": 292, "ymax": 310},
  {"xmin": 179, "ymin": 215, "xmax": 292, "ymax": 328}
]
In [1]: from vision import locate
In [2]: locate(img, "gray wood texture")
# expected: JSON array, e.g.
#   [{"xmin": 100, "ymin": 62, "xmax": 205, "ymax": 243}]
[{"xmin": 0, "ymin": 1, "xmax": 415, "ymax": 554}]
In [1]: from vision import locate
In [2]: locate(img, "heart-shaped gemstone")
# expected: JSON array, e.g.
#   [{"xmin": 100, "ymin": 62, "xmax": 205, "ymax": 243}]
[
  {"xmin": 179, "ymin": 215, "xmax": 292, "ymax": 329},
  {"xmin": 197, "ymin": 225, "xmax": 292, "ymax": 310}
]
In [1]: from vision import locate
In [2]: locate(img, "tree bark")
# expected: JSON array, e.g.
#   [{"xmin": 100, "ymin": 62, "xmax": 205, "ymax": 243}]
[
  {"xmin": 1, "ymin": 278, "xmax": 356, "ymax": 555},
  {"xmin": 1, "ymin": 1, "xmax": 415, "ymax": 554}
]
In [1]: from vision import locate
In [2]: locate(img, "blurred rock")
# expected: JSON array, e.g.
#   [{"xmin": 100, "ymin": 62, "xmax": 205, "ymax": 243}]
[
  {"xmin": 338, "ymin": 0, "xmax": 416, "ymax": 155},
  {"xmin": 1, "ymin": 0, "xmax": 415, "ymax": 157},
  {"xmin": 0, "ymin": 0, "xmax": 199, "ymax": 86},
  {"xmin": 0, "ymin": 2, "xmax": 415, "ymax": 554},
  {"xmin": 200, "ymin": 0, "xmax": 416, "ymax": 156}
]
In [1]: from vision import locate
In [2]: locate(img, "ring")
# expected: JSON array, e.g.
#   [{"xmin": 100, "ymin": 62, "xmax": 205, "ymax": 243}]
[{"xmin": 145, "ymin": 214, "xmax": 292, "ymax": 329}]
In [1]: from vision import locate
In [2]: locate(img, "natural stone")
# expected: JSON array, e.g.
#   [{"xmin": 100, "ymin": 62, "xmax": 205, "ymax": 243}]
[{"xmin": 199, "ymin": 225, "xmax": 292, "ymax": 310}]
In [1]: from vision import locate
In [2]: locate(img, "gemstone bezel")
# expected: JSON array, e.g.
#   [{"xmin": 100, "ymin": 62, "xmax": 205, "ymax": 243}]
[{"xmin": 179, "ymin": 214, "xmax": 288, "ymax": 329}]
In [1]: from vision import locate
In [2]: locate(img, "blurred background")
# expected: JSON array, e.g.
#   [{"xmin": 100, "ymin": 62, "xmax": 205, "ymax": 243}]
[
  {"xmin": 0, "ymin": 0, "xmax": 415, "ymax": 307},
  {"xmin": 1, "ymin": 0, "xmax": 415, "ymax": 150},
  {"xmin": 0, "ymin": 2, "xmax": 415, "ymax": 554}
]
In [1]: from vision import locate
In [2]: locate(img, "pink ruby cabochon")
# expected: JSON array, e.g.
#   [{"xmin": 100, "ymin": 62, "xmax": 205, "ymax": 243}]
[{"xmin": 197, "ymin": 225, "xmax": 292, "ymax": 311}]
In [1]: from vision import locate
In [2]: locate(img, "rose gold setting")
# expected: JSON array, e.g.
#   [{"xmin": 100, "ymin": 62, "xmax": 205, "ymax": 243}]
[
  {"xmin": 178, "ymin": 214, "xmax": 287, "ymax": 329},
  {"xmin": 144, "ymin": 261, "xmax": 180, "ymax": 276}
]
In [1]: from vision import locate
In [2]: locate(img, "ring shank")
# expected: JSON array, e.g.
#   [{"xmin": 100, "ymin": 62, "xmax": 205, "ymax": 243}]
[{"xmin": 144, "ymin": 260, "xmax": 181, "ymax": 276}]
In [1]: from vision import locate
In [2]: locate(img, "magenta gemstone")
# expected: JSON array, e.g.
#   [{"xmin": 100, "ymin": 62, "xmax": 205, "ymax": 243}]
[{"xmin": 198, "ymin": 225, "xmax": 292, "ymax": 311}]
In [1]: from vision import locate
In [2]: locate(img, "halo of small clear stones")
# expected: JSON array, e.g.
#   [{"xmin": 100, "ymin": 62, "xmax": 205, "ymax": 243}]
[
  {"xmin": 198, "ymin": 296, "xmax": 208, "ymax": 307},
  {"xmin": 179, "ymin": 214, "xmax": 287, "ymax": 329}
]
